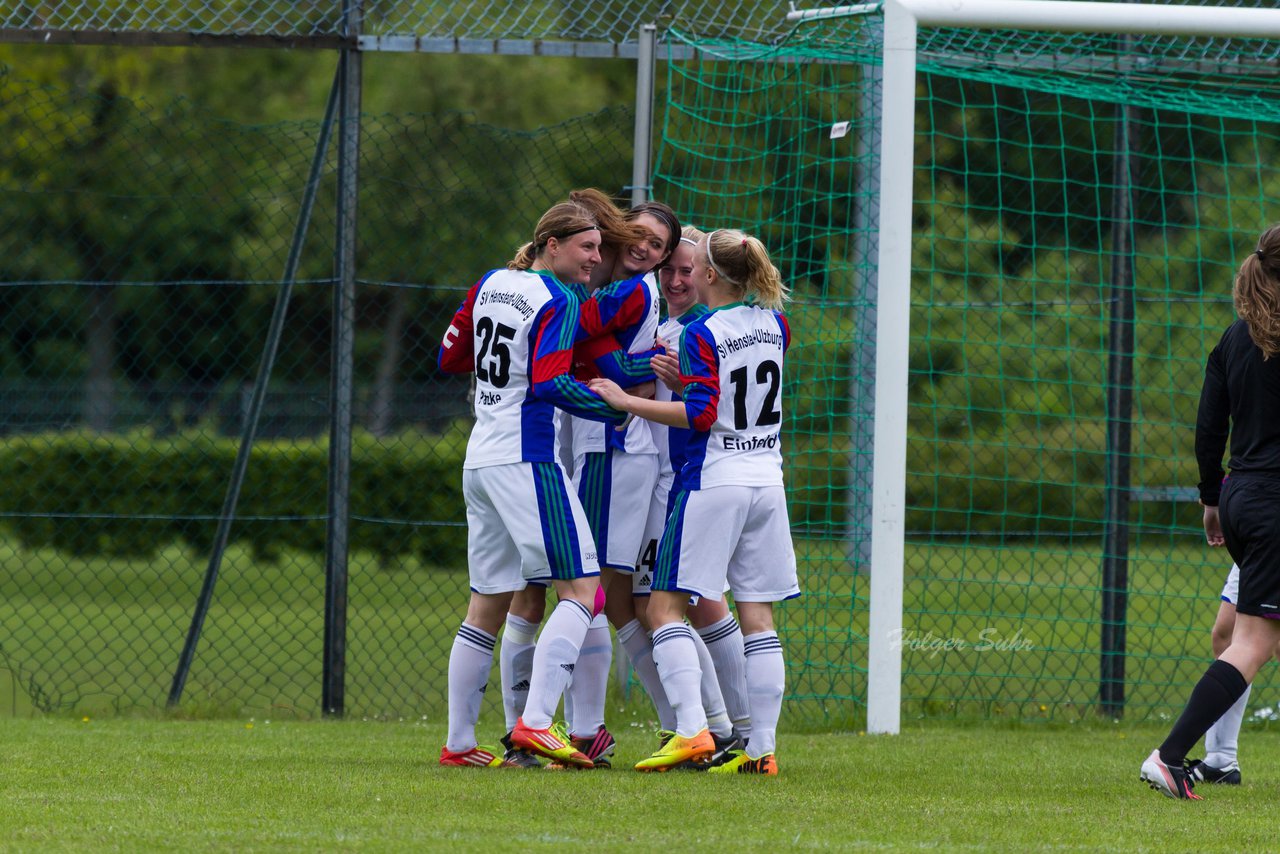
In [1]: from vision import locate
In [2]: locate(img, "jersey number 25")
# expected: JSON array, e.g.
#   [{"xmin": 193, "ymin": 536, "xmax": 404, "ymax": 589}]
[{"xmin": 475, "ymin": 317, "xmax": 516, "ymax": 388}]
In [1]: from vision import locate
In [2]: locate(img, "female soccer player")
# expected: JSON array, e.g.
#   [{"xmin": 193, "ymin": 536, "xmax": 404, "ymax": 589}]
[
  {"xmin": 1141, "ymin": 224, "xmax": 1280, "ymax": 799},
  {"xmin": 637, "ymin": 225, "xmax": 750, "ymax": 758},
  {"xmin": 436, "ymin": 201, "xmax": 623, "ymax": 769},
  {"xmin": 590, "ymin": 227, "xmax": 798, "ymax": 775}
]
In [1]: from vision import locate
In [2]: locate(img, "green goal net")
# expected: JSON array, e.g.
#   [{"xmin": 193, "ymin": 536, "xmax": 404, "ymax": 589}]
[{"xmin": 653, "ymin": 9, "xmax": 1280, "ymax": 723}]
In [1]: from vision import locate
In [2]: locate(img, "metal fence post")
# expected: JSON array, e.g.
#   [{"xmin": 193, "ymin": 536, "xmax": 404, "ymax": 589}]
[
  {"xmin": 1100, "ymin": 88, "xmax": 1140, "ymax": 720},
  {"xmin": 323, "ymin": 1, "xmax": 363, "ymax": 719},
  {"xmin": 628, "ymin": 23, "xmax": 656, "ymax": 207}
]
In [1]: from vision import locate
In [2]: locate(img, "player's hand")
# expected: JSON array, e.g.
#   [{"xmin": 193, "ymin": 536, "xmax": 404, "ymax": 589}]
[
  {"xmin": 651, "ymin": 353, "xmax": 681, "ymax": 392},
  {"xmin": 588, "ymin": 378, "xmax": 630, "ymax": 410},
  {"xmin": 1202, "ymin": 504, "xmax": 1225, "ymax": 547}
]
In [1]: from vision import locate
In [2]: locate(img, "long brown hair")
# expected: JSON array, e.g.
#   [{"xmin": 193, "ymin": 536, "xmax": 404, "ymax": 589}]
[
  {"xmin": 1234, "ymin": 223, "xmax": 1280, "ymax": 359},
  {"xmin": 507, "ymin": 202, "xmax": 598, "ymax": 271},
  {"xmin": 567, "ymin": 188, "xmax": 648, "ymax": 254},
  {"xmin": 703, "ymin": 228, "xmax": 790, "ymax": 311}
]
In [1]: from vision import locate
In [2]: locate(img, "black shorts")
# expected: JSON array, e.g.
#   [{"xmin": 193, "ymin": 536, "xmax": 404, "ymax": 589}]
[{"xmin": 1219, "ymin": 474, "xmax": 1280, "ymax": 619}]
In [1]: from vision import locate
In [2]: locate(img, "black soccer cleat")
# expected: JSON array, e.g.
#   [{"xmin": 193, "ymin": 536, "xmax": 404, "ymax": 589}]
[
  {"xmin": 1187, "ymin": 757, "xmax": 1241, "ymax": 785},
  {"xmin": 500, "ymin": 731, "xmax": 543, "ymax": 769},
  {"xmin": 682, "ymin": 729, "xmax": 745, "ymax": 771}
]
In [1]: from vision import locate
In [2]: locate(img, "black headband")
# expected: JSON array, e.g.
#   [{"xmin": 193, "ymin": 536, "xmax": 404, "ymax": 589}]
[{"xmin": 538, "ymin": 224, "xmax": 598, "ymax": 246}]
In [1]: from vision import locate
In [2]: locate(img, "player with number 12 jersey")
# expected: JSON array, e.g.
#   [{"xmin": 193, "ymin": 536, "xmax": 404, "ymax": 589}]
[
  {"xmin": 678, "ymin": 301, "xmax": 789, "ymax": 490},
  {"xmin": 588, "ymin": 228, "xmax": 799, "ymax": 776}
]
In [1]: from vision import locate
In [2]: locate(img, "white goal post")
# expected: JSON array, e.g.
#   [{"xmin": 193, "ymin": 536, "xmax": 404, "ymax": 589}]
[{"xmin": 850, "ymin": 0, "xmax": 1280, "ymax": 735}]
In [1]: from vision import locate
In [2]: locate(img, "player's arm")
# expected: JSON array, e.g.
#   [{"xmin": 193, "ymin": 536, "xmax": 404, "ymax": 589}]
[
  {"xmin": 677, "ymin": 324, "xmax": 721, "ymax": 432},
  {"xmin": 589, "ymin": 378, "xmax": 688, "ymax": 427},
  {"xmin": 577, "ymin": 334, "xmax": 658, "ymax": 386},
  {"xmin": 1194, "ymin": 341, "xmax": 1229, "ymax": 506},
  {"xmin": 576, "ymin": 277, "xmax": 650, "ymax": 340},
  {"xmin": 437, "ymin": 279, "xmax": 482, "ymax": 374},
  {"xmin": 531, "ymin": 297, "xmax": 626, "ymax": 425},
  {"xmin": 776, "ymin": 311, "xmax": 792, "ymax": 354},
  {"xmin": 592, "ymin": 325, "xmax": 719, "ymax": 429}
]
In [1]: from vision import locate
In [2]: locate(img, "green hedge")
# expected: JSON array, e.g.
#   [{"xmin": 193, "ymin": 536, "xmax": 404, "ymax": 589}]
[
  {"xmin": 0, "ymin": 420, "xmax": 1197, "ymax": 562},
  {"xmin": 0, "ymin": 427, "xmax": 469, "ymax": 565}
]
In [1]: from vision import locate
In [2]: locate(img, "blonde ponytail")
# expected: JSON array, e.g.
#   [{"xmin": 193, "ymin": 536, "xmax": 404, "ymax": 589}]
[{"xmin": 704, "ymin": 228, "xmax": 790, "ymax": 311}]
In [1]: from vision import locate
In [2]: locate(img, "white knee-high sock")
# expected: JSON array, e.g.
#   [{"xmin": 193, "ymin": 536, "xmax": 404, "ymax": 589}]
[
  {"xmin": 697, "ymin": 615, "xmax": 751, "ymax": 739},
  {"xmin": 743, "ymin": 630, "xmax": 785, "ymax": 757},
  {"xmin": 1205, "ymin": 683, "xmax": 1252, "ymax": 767},
  {"xmin": 565, "ymin": 613, "xmax": 612, "ymax": 737},
  {"xmin": 446, "ymin": 622, "xmax": 498, "ymax": 752},
  {"xmin": 651, "ymin": 622, "xmax": 706, "ymax": 737},
  {"xmin": 522, "ymin": 599, "xmax": 592, "ymax": 729},
  {"xmin": 618, "ymin": 618, "xmax": 676, "ymax": 730},
  {"xmin": 499, "ymin": 614, "xmax": 538, "ymax": 732},
  {"xmin": 690, "ymin": 630, "xmax": 731, "ymax": 737}
]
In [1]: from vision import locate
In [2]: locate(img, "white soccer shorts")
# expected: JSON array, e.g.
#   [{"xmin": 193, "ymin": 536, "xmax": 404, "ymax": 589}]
[
  {"xmin": 572, "ymin": 447, "xmax": 659, "ymax": 572},
  {"xmin": 653, "ymin": 483, "xmax": 800, "ymax": 603},
  {"xmin": 463, "ymin": 461, "xmax": 600, "ymax": 594},
  {"xmin": 633, "ymin": 472, "xmax": 678, "ymax": 595},
  {"xmin": 1221, "ymin": 563, "xmax": 1241, "ymax": 606}
]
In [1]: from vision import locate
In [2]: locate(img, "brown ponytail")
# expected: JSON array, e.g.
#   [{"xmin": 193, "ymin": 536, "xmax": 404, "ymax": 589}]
[
  {"xmin": 507, "ymin": 202, "xmax": 597, "ymax": 271},
  {"xmin": 1234, "ymin": 223, "xmax": 1280, "ymax": 359}
]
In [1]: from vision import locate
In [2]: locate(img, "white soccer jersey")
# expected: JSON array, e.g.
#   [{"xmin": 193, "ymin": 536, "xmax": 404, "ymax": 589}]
[
  {"xmin": 570, "ymin": 271, "xmax": 661, "ymax": 458},
  {"xmin": 679, "ymin": 303, "xmax": 791, "ymax": 490},
  {"xmin": 438, "ymin": 268, "xmax": 623, "ymax": 469},
  {"xmin": 653, "ymin": 304, "xmax": 709, "ymax": 478}
]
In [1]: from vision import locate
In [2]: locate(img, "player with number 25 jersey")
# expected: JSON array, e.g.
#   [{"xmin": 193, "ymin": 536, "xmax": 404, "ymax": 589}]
[
  {"xmin": 436, "ymin": 202, "xmax": 622, "ymax": 772},
  {"xmin": 440, "ymin": 266, "xmax": 623, "ymax": 468}
]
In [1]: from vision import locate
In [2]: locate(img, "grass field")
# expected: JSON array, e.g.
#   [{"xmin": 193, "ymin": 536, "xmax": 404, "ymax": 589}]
[
  {"xmin": 3, "ymin": 717, "xmax": 1278, "ymax": 851},
  {"xmin": 0, "ymin": 533, "xmax": 1271, "ymax": 725}
]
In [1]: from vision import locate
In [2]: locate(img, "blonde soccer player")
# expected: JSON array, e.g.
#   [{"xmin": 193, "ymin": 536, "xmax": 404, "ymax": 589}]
[
  {"xmin": 590, "ymin": 228, "xmax": 798, "ymax": 775},
  {"xmin": 635, "ymin": 225, "xmax": 750, "ymax": 764}
]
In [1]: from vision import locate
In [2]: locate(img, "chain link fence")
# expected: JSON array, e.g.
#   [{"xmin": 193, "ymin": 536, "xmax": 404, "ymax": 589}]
[
  {"xmin": 1, "ymin": 0, "xmax": 795, "ymax": 44},
  {"xmin": 7, "ymin": 0, "xmax": 1280, "ymax": 726},
  {"xmin": 0, "ymin": 65, "xmax": 635, "ymax": 716}
]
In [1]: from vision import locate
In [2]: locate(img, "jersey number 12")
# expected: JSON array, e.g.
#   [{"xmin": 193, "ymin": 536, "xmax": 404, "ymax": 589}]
[{"xmin": 729, "ymin": 360, "xmax": 781, "ymax": 430}]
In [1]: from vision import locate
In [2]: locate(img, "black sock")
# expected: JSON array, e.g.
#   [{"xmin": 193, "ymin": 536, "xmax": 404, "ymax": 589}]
[{"xmin": 1159, "ymin": 659, "xmax": 1249, "ymax": 766}]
